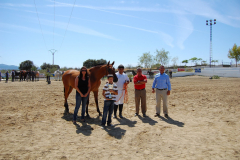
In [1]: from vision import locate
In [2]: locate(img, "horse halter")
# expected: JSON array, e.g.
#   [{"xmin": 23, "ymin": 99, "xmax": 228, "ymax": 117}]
[{"xmin": 106, "ymin": 66, "xmax": 113, "ymax": 75}]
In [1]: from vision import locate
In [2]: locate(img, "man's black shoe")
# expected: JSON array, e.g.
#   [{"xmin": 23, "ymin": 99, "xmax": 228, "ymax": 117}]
[
  {"xmin": 164, "ymin": 114, "xmax": 169, "ymax": 118},
  {"xmin": 154, "ymin": 113, "xmax": 160, "ymax": 117}
]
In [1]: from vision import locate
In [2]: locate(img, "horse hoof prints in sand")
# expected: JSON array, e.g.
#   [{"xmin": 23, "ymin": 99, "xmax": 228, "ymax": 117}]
[{"xmin": 62, "ymin": 61, "xmax": 118, "ymax": 117}]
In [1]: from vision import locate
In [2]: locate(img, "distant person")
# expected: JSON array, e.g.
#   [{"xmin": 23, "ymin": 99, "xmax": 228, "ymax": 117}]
[
  {"xmin": 12, "ymin": 70, "xmax": 15, "ymax": 82},
  {"xmin": 133, "ymin": 68, "xmax": 147, "ymax": 117},
  {"xmin": 169, "ymin": 70, "xmax": 172, "ymax": 79},
  {"xmin": 0, "ymin": 71, "xmax": 1, "ymax": 82},
  {"xmin": 5, "ymin": 71, "xmax": 9, "ymax": 83},
  {"xmin": 73, "ymin": 67, "xmax": 91, "ymax": 125},
  {"xmin": 46, "ymin": 69, "xmax": 50, "ymax": 82},
  {"xmin": 152, "ymin": 66, "xmax": 171, "ymax": 118},
  {"xmin": 32, "ymin": 70, "xmax": 35, "ymax": 82},
  {"xmin": 101, "ymin": 74, "xmax": 118, "ymax": 129},
  {"xmin": 113, "ymin": 64, "xmax": 129, "ymax": 118}
]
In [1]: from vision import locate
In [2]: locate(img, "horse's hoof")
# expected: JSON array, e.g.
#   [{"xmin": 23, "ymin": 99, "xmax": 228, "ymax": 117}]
[{"xmin": 64, "ymin": 110, "xmax": 69, "ymax": 115}]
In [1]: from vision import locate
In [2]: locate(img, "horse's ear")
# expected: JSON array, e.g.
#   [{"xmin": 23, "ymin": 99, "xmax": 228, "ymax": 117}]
[
  {"xmin": 111, "ymin": 61, "xmax": 115, "ymax": 66},
  {"xmin": 107, "ymin": 61, "xmax": 110, "ymax": 66}
]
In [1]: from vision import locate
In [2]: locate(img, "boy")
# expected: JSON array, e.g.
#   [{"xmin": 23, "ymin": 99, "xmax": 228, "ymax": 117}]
[{"xmin": 101, "ymin": 74, "xmax": 118, "ymax": 129}]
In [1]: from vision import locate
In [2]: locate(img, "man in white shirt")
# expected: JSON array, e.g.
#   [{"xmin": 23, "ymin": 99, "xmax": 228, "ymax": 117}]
[{"xmin": 114, "ymin": 64, "xmax": 129, "ymax": 118}]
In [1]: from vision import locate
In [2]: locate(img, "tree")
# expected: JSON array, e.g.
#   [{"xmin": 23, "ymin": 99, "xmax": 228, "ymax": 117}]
[
  {"xmin": 228, "ymin": 44, "xmax": 240, "ymax": 67},
  {"xmin": 40, "ymin": 62, "xmax": 51, "ymax": 70},
  {"xmin": 211, "ymin": 60, "xmax": 218, "ymax": 66},
  {"xmin": 138, "ymin": 52, "xmax": 153, "ymax": 69},
  {"xmin": 202, "ymin": 61, "xmax": 207, "ymax": 66},
  {"xmin": 171, "ymin": 57, "xmax": 179, "ymax": 67},
  {"xmin": 83, "ymin": 59, "xmax": 107, "ymax": 68},
  {"xmin": 126, "ymin": 64, "xmax": 132, "ymax": 69},
  {"xmin": 198, "ymin": 58, "xmax": 202, "ymax": 65},
  {"xmin": 19, "ymin": 60, "xmax": 34, "ymax": 70},
  {"xmin": 96, "ymin": 59, "xmax": 107, "ymax": 65},
  {"xmin": 31, "ymin": 66, "xmax": 38, "ymax": 71},
  {"xmin": 189, "ymin": 57, "xmax": 198, "ymax": 66},
  {"xmin": 40, "ymin": 63, "xmax": 60, "ymax": 70},
  {"xmin": 182, "ymin": 60, "xmax": 188, "ymax": 66},
  {"xmin": 154, "ymin": 49, "xmax": 170, "ymax": 66}
]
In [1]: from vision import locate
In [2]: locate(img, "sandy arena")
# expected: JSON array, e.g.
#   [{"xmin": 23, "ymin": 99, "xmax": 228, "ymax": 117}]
[{"xmin": 0, "ymin": 76, "xmax": 239, "ymax": 159}]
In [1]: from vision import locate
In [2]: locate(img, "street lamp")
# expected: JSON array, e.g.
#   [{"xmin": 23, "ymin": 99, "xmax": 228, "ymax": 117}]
[
  {"xmin": 206, "ymin": 19, "xmax": 216, "ymax": 68},
  {"xmin": 49, "ymin": 49, "xmax": 57, "ymax": 65}
]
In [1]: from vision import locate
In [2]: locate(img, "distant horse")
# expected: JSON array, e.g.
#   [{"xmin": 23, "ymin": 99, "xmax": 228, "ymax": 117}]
[
  {"xmin": 148, "ymin": 71, "xmax": 154, "ymax": 79},
  {"xmin": 20, "ymin": 70, "xmax": 27, "ymax": 81},
  {"xmin": 131, "ymin": 70, "xmax": 137, "ymax": 76},
  {"xmin": 14, "ymin": 71, "xmax": 21, "ymax": 81},
  {"xmin": 35, "ymin": 71, "xmax": 40, "ymax": 81},
  {"xmin": 62, "ymin": 61, "xmax": 118, "ymax": 117},
  {"xmin": 54, "ymin": 70, "xmax": 62, "ymax": 81}
]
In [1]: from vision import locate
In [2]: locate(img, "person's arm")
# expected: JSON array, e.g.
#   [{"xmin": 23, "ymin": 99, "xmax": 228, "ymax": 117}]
[
  {"xmin": 75, "ymin": 77, "xmax": 84, "ymax": 97},
  {"xmin": 125, "ymin": 75, "xmax": 130, "ymax": 85},
  {"xmin": 152, "ymin": 77, "xmax": 157, "ymax": 93},
  {"xmin": 102, "ymin": 89, "xmax": 112, "ymax": 100},
  {"xmin": 166, "ymin": 76, "xmax": 171, "ymax": 95},
  {"xmin": 135, "ymin": 76, "xmax": 147, "ymax": 85}
]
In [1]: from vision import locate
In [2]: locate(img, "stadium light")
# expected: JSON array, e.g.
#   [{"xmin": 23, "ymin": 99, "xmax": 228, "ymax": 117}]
[{"xmin": 206, "ymin": 19, "xmax": 216, "ymax": 68}]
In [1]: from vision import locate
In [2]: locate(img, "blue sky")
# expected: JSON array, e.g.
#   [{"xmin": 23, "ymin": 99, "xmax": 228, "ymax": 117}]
[{"xmin": 0, "ymin": 0, "xmax": 240, "ymax": 68}]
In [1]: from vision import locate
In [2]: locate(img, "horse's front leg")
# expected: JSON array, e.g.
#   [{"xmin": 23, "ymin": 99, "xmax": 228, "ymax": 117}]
[{"xmin": 93, "ymin": 90, "xmax": 102, "ymax": 116}]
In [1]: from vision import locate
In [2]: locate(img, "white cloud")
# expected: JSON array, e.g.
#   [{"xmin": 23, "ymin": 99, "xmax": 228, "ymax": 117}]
[
  {"xmin": 38, "ymin": 19, "xmax": 119, "ymax": 41},
  {"xmin": 175, "ymin": 15, "xmax": 194, "ymax": 50},
  {"xmin": 0, "ymin": 3, "xmax": 33, "ymax": 7},
  {"xmin": 0, "ymin": 22, "xmax": 62, "ymax": 36}
]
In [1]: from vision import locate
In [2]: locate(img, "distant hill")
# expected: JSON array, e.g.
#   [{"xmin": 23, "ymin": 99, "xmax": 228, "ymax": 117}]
[{"xmin": 0, "ymin": 64, "xmax": 19, "ymax": 70}]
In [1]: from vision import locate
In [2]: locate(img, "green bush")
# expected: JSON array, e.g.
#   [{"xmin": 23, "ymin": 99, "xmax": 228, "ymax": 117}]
[{"xmin": 212, "ymin": 75, "xmax": 220, "ymax": 79}]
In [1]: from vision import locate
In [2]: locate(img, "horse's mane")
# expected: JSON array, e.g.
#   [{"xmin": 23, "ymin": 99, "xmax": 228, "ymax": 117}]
[{"xmin": 89, "ymin": 64, "xmax": 107, "ymax": 71}]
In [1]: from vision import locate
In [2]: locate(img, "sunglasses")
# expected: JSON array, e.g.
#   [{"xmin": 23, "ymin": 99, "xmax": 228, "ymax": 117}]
[{"xmin": 81, "ymin": 70, "xmax": 87, "ymax": 72}]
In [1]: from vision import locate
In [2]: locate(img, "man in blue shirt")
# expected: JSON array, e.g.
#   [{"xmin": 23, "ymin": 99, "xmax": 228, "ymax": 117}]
[{"xmin": 152, "ymin": 66, "xmax": 171, "ymax": 118}]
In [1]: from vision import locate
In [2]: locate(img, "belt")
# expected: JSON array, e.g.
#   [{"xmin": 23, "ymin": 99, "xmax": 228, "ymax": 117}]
[
  {"xmin": 135, "ymin": 88, "xmax": 145, "ymax": 91},
  {"xmin": 157, "ymin": 88, "xmax": 167, "ymax": 90}
]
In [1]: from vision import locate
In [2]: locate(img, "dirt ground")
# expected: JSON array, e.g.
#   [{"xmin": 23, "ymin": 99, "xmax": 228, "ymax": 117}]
[{"xmin": 0, "ymin": 76, "xmax": 240, "ymax": 159}]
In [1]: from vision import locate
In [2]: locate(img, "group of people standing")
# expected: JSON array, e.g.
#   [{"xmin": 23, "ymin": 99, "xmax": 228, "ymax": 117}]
[
  {"xmin": 0, "ymin": 70, "xmax": 10, "ymax": 83},
  {"xmin": 72, "ymin": 64, "xmax": 172, "ymax": 129}
]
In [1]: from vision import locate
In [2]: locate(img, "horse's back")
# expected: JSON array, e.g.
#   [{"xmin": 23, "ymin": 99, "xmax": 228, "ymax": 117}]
[{"xmin": 62, "ymin": 70, "xmax": 79, "ymax": 88}]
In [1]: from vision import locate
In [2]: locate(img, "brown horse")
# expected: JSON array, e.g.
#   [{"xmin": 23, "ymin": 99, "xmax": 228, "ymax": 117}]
[{"xmin": 62, "ymin": 61, "xmax": 118, "ymax": 117}]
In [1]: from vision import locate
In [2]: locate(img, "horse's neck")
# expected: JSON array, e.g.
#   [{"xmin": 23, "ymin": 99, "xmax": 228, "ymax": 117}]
[{"xmin": 90, "ymin": 66, "xmax": 106, "ymax": 80}]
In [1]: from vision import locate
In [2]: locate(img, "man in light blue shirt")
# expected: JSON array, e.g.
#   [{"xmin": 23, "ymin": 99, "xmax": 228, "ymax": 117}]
[{"xmin": 152, "ymin": 66, "xmax": 171, "ymax": 118}]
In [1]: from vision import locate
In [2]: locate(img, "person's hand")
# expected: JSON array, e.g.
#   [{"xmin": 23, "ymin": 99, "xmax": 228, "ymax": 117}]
[
  {"xmin": 167, "ymin": 90, "xmax": 170, "ymax": 95},
  {"xmin": 80, "ymin": 92, "xmax": 84, "ymax": 97},
  {"xmin": 83, "ymin": 94, "xmax": 88, "ymax": 97},
  {"xmin": 152, "ymin": 89, "xmax": 155, "ymax": 93}
]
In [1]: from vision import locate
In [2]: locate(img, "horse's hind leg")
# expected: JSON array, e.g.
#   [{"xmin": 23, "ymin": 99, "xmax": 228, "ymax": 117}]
[
  {"xmin": 86, "ymin": 95, "xmax": 90, "ymax": 118},
  {"xmin": 64, "ymin": 86, "xmax": 73, "ymax": 114},
  {"xmin": 94, "ymin": 90, "xmax": 102, "ymax": 116}
]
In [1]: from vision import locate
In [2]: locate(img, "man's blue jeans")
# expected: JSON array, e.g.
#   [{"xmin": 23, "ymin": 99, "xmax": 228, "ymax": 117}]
[
  {"xmin": 101, "ymin": 100, "xmax": 114, "ymax": 126},
  {"xmin": 73, "ymin": 92, "xmax": 89, "ymax": 121}
]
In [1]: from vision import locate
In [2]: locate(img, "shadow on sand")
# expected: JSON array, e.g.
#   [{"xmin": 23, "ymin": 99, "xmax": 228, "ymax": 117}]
[
  {"xmin": 159, "ymin": 116, "xmax": 184, "ymax": 127},
  {"xmin": 115, "ymin": 117, "xmax": 137, "ymax": 127},
  {"xmin": 138, "ymin": 115, "xmax": 158, "ymax": 126},
  {"xmin": 61, "ymin": 113, "xmax": 94, "ymax": 136},
  {"xmin": 103, "ymin": 125, "xmax": 126, "ymax": 139}
]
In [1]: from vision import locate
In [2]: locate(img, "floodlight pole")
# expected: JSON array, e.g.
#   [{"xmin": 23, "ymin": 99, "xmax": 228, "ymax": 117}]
[
  {"xmin": 206, "ymin": 19, "xmax": 216, "ymax": 68},
  {"xmin": 49, "ymin": 49, "xmax": 57, "ymax": 65}
]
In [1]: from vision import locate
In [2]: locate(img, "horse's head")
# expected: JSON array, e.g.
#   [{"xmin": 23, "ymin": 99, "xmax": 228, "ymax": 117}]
[{"xmin": 106, "ymin": 61, "xmax": 118, "ymax": 82}]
